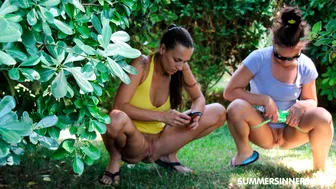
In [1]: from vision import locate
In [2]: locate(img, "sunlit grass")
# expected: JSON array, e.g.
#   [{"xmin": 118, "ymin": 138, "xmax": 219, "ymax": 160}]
[{"xmin": 0, "ymin": 119, "xmax": 335, "ymax": 188}]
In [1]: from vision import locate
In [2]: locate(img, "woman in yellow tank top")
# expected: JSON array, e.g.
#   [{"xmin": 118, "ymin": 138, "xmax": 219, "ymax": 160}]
[{"xmin": 99, "ymin": 24, "xmax": 227, "ymax": 185}]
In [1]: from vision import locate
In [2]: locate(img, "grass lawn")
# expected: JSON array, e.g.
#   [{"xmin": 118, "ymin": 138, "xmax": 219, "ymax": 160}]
[{"xmin": 0, "ymin": 121, "xmax": 335, "ymax": 188}]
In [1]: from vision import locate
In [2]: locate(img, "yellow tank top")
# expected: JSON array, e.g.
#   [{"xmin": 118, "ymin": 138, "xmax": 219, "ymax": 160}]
[{"xmin": 129, "ymin": 55, "xmax": 170, "ymax": 134}]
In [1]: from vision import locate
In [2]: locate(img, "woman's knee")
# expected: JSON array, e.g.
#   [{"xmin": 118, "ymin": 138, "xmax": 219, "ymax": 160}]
[
  {"xmin": 309, "ymin": 107, "xmax": 333, "ymax": 129},
  {"xmin": 212, "ymin": 103, "xmax": 227, "ymax": 127},
  {"xmin": 107, "ymin": 109, "xmax": 130, "ymax": 139},
  {"xmin": 227, "ymin": 99, "xmax": 252, "ymax": 118}
]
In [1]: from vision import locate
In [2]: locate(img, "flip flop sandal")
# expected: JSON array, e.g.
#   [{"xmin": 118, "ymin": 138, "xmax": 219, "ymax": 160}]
[
  {"xmin": 230, "ymin": 151, "xmax": 259, "ymax": 167},
  {"xmin": 98, "ymin": 171, "xmax": 120, "ymax": 186}
]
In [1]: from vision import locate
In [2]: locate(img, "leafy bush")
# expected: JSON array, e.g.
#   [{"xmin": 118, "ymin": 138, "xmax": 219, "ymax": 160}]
[
  {"xmin": 284, "ymin": 0, "xmax": 336, "ymax": 108},
  {"xmin": 168, "ymin": 0, "xmax": 275, "ymax": 95},
  {"xmin": 0, "ymin": 0, "xmax": 174, "ymax": 175},
  {"xmin": 308, "ymin": 20, "xmax": 336, "ymax": 101}
]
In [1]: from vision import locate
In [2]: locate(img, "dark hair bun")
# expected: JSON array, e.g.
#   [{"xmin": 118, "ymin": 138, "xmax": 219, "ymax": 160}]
[
  {"xmin": 168, "ymin": 24, "xmax": 177, "ymax": 30},
  {"xmin": 281, "ymin": 7, "xmax": 302, "ymax": 27}
]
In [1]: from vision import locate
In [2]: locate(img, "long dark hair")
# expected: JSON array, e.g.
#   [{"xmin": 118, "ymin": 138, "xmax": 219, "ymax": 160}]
[
  {"xmin": 272, "ymin": 6, "xmax": 309, "ymax": 47},
  {"xmin": 160, "ymin": 24, "xmax": 193, "ymax": 110}
]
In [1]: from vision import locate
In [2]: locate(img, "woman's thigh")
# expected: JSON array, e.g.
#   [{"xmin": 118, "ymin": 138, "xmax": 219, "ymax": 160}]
[
  {"xmin": 280, "ymin": 107, "xmax": 332, "ymax": 149},
  {"xmin": 227, "ymin": 99, "xmax": 276, "ymax": 149},
  {"xmin": 107, "ymin": 110, "xmax": 150, "ymax": 163},
  {"xmin": 151, "ymin": 103, "xmax": 225, "ymax": 159}
]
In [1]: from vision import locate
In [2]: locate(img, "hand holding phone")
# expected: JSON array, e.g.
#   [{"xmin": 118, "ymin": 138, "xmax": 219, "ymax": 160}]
[{"xmin": 187, "ymin": 111, "xmax": 202, "ymax": 123}]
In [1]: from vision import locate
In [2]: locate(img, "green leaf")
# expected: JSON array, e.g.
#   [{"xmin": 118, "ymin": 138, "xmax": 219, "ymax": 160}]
[
  {"xmin": 326, "ymin": 20, "xmax": 336, "ymax": 33},
  {"xmin": 91, "ymin": 83, "xmax": 102, "ymax": 96},
  {"xmin": 111, "ymin": 31, "xmax": 130, "ymax": 42},
  {"xmin": 114, "ymin": 41, "xmax": 141, "ymax": 58},
  {"xmin": 54, "ymin": 19, "xmax": 73, "ymax": 35},
  {"xmin": 11, "ymin": 146, "xmax": 24, "ymax": 155},
  {"xmin": 71, "ymin": 0, "xmax": 85, "ymax": 12},
  {"xmin": 0, "ymin": 122, "xmax": 32, "ymax": 136},
  {"xmin": 51, "ymin": 148, "xmax": 67, "ymax": 160},
  {"xmin": 17, "ymin": 0, "xmax": 34, "ymax": 8},
  {"xmin": 40, "ymin": 0, "xmax": 60, "ymax": 7},
  {"xmin": 91, "ymin": 15, "xmax": 101, "ymax": 33},
  {"xmin": 27, "ymin": 9, "xmax": 37, "ymax": 26},
  {"xmin": 314, "ymin": 38, "xmax": 332, "ymax": 46},
  {"xmin": 0, "ymin": 50, "xmax": 16, "ymax": 65},
  {"xmin": 6, "ymin": 49, "xmax": 27, "ymax": 62},
  {"xmin": 19, "ymin": 68, "xmax": 40, "ymax": 80},
  {"xmin": 0, "ymin": 24, "xmax": 21, "ymax": 42},
  {"xmin": 98, "ymin": 113, "xmax": 111, "ymax": 124},
  {"xmin": 73, "ymin": 155, "xmax": 84, "ymax": 175},
  {"xmin": 42, "ymin": 23, "xmax": 52, "ymax": 36},
  {"xmin": 84, "ymin": 155, "xmax": 94, "ymax": 166},
  {"xmin": 75, "ymin": 26, "xmax": 90, "ymax": 38},
  {"xmin": 0, "ymin": 0, "xmax": 18, "ymax": 16},
  {"xmin": 74, "ymin": 99, "xmax": 83, "ymax": 108},
  {"xmin": 51, "ymin": 69, "xmax": 68, "ymax": 98},
  {"xmin": 0, "ymin": 112, "xmax": 17, "ymax": 126},
  {"xmin": 4, "ymin": 14, "xmax": 22, "ymax": 23},
  {"xmin": 0, "ymin": 96, "xmax": 16, "ymax": 118},
  {"xmin": 101, "ymin": 22, "xmax": 112, "ymax": 49},
  {"xmin": 0, "ymin": 18, "xmax": 8, "ymax": 31},
  {"xmin": 312, "ymin": 21, "xmax": 322, "ymax": 33},
  {"xmin": 0, "ymin": 138, "xmax": 10, "ymax": 158},
  {"xmin": 29, "ymin": 131, "xmax": 39, "ymax": 144},
  {"xmin": 80, "ymin": 143, "xmax": 100, "ymax": 160},
  {"xmin": 36, "ymin": 115, "xmax": 58, "ymax": 128},
  {"xmin": 66, "ymin": 84, "xmax": 74, "ymax": 98},
  {"xmin": 8, "ymin": 68, "xmax": 20, "ymax": 80},
  {"xmin": 39, "ymin": 6, "xmax": 54, "ymax": 23},
  {"xmin": 92, "ymin": 120, "xmax": 106, "ymax": 134},
  {"xmin": 0, "ymin": 128, "xmax": 21, "ymax": 144},
  {"xmin": 107, "ymin": 57, "xmax": 130, "ymax": 84},
  {"xmin": 62, "ymin": 139, "xmax": 75, "ymax": 153},
  {"xmin": 118, "ymin": 61, "xmax": 138, "ymax": 75},
  {"xmin": 73, "ymin": 38, "xmax": 95, "ymax": 55},
  {"xmin": 65, "ymin": 67, "xmax": 93, "ymax": 93},
  {"xmin": 21, "ymin": 111, "xmax": 33, "ymax": 124},
  {"xmin": 48, "ymin": 126, "xmax": 60, "ymax": 140},
  {"xmin": 37, "ymin": 68, "xmax": 55, "ymax": 82},
  {"xmin": 38, "ymin": 136, "xmax": 58, "ymax": 150},
  {"xmin": 19, "ymin": 56, "xmax": 41, "ymax": 67}
]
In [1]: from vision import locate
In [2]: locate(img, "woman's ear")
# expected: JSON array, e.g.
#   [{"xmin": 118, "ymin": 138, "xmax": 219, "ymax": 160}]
[{"xmin": 159, "ymin": 44, "xmax": 166, "ymax": 55}]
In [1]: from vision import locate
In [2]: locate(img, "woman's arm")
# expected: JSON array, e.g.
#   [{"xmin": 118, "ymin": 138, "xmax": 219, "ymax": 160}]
[
  {"xmin": 182, "ymin": 63, "xmax": 205, "ymax": 113},
  {"xmin": 223, "ymin": 64, "xmax": 279, "ymax": 122},
  {"xmin": 298, "ymin": 79, "xmax": 318, "ymax": 109},
  {"xmin": 286, "ymin": 80, "xmax": 318, "ymax": 126},
  {"xmin": 113, "ymin": 56, "xmax": 164, "ymax": 122}
]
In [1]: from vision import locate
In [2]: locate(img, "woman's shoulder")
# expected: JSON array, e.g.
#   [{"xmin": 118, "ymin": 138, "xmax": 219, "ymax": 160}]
[
  {"xmin": 299, "ymin": 53, "xmax": 316, "ymax": 69},
  {"xmin": 131, "ymin": 55, "xmax": 151, "ymax": 72}
]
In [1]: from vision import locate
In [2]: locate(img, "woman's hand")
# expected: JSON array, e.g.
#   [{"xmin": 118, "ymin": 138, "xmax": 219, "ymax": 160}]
[
  {"xmin": 263, "ymin": 96, "xmax": 279, "ymax": 123},
  {"xmin": 162, "ymin": 109, "xmax": 191, "ymax": 127},
  {"xmin": 286, "ymin": 103, "xmax": 305, "ymax": 127},
  {"xmin": 187, "ymin": 116, "xmax": 200, "ymax": 130}
]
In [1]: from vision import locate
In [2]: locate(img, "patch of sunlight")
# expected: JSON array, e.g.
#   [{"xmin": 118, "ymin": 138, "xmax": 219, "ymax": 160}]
[
  {"xmin": 281, "ymin": 158, "xmax": 313, "ymax": 172},
  {"xmin": 281, "ymin": 159, "xmax": 336, "ymax": 187},
  {"xmin": 58, "ymin": 129, "xmax": 102, "ymax": 141},
  {"xmin": 307, "ymin": 170, "xmax": 336, "ymax": 187}
]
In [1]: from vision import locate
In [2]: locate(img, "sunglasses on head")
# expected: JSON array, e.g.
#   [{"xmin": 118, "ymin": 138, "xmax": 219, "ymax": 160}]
[{"xmin": 273, "ymin": 48, "xmax": 301, "ymax": 61}]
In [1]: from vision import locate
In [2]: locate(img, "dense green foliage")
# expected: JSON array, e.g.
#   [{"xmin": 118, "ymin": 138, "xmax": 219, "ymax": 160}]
[
  {"xmin": 0, "ymin": 0, "xmax": 173, "ymax": 175},
  {"xmin": 284, "ymin": 0, "xmax": 336, "ymax": 106},
  {"xmin": 169, "ymin": 0, "xmax": 275, "ymax": 95}
]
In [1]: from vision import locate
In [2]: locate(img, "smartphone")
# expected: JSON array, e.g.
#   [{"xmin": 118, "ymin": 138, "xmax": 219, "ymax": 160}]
[{"xmin": 187, "ymin": 111, "xmax": 202, "ymax": 120}]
